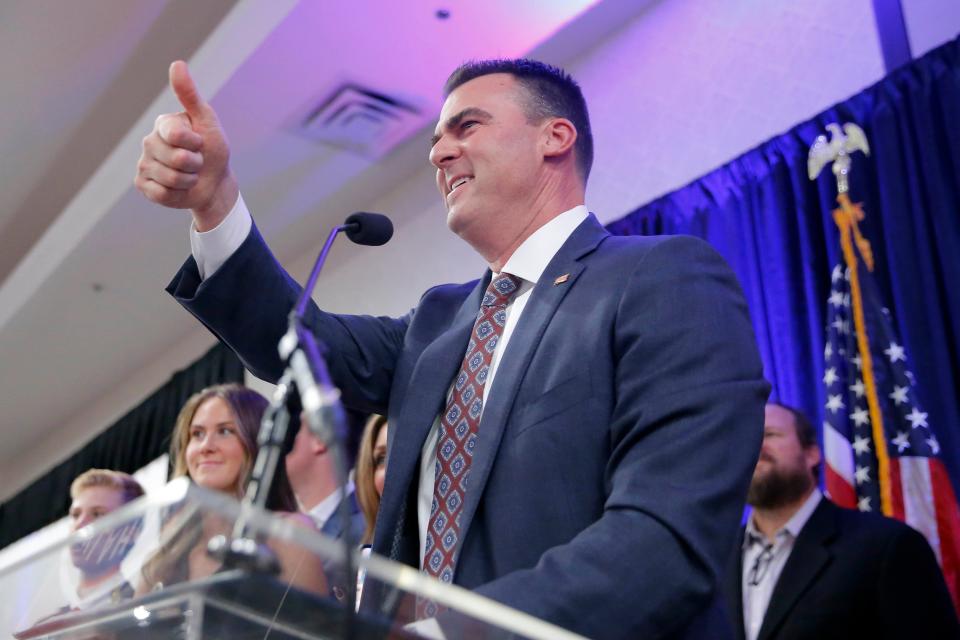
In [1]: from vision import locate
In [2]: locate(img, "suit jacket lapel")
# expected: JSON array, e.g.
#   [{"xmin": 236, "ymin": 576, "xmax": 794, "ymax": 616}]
[
  {"xmin": 758, "ymin": 500, "xmax": 837, "ymax": 640},
  {"xmin": 374, "ymin": 279, "xmax": 486, "ymax": 558},
  {"xmin": 725, "ymin": 528, "xmax": 747, "ymax": 640},
  {"xmin": 320, "ymin": 491, "xmax": 358, "ymax": 538},
  {"xmin": 321, "ymin": 502, "xmax": 343, "ymax": 539},
  {"xmin": 456, "ymin": 215, "xmax": 607, "ymax": 553}
]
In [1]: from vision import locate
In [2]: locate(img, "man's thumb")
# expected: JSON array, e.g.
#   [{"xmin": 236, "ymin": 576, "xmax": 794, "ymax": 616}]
[{"xmin": 169, "ymin": 60, "xmax": 206, "ymax": 118}]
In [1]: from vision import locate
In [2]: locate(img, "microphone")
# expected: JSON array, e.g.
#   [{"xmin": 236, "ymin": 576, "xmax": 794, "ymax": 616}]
[
  {"xmin": 256, "ymin": 211, "xmax": 392, "ymax": 634},
  {"xmin": 291, "ymin": 212, "xmax": 393, "ymax": 321},
  {"xmin": 343, "ymin": 212, "xmax": 393, "ymax": 246},
  {"xmin": 209, "ymin": 212, "xmax": 387, "ymax": 616}
]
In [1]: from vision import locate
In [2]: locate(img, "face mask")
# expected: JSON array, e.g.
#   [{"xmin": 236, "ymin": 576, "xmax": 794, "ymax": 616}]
[{"xmin": 70, "ymin": 517, "xmax": 143, "ymax": 577}]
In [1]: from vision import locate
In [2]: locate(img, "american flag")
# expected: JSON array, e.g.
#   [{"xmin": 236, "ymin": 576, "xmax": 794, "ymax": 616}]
[{"xmin": 822, "ymin": 197, "xmax": 960, "ymax": 612}]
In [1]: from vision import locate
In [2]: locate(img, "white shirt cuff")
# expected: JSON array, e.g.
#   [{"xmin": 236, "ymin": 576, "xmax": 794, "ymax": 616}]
[{"xmin": 189, "ymin": 193, "xmax": 252, "ymax": 280}]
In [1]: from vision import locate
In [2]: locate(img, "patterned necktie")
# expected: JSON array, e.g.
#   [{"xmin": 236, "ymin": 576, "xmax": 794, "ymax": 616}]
[{"xmin": 423, "ymin": 272, "xmax": 522, "ymax": 583}]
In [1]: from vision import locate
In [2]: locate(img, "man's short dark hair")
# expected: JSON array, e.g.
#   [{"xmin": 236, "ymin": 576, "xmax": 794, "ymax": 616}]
[
  {"xmin": 444, "ymin": 58, "xmax": 594, "ymax": 183},
  {"xmin": 769, "ymin": 402, "xmax": 821, "ymax": 479}
]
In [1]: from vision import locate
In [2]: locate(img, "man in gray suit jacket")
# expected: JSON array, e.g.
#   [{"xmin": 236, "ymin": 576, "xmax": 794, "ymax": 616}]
[{"xmin": 136, "ymin": 57, "xmax": 769, "ymax": 638}]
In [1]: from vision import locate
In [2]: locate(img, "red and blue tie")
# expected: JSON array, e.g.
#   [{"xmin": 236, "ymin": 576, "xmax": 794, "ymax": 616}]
[{"xmin": 423, "ymin": 272, "xmax": 522, "ymax": 584}]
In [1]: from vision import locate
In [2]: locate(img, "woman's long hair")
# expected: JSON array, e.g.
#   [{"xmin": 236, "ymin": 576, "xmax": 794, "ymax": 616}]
[
  {"xmin": 169, "ymin": 383, "xmax": 297, "ymax": 511},
  {"xmin": 355, "ymin": 414, "xmax": 388, "ymax": 545}
]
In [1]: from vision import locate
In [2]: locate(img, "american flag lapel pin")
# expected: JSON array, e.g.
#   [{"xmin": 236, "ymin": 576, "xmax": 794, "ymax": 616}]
[{"xmin": 553, "ymin": 273, "xmax": 569, "ymax": 286}]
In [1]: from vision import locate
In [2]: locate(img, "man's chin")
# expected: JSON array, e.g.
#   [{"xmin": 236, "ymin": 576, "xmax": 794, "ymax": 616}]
[
  {"xmin": 747, "ymin": 470, "xmax": 813, "ymax": 509},
  {"xmin": 446, "ymin": 207, "xmax": 478, "ymax": 239}
]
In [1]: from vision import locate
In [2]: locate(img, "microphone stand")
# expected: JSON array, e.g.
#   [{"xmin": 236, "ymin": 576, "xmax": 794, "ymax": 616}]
[{"xmin": 208, "ymin": 218, "xmax": 365, "ymax": 638}]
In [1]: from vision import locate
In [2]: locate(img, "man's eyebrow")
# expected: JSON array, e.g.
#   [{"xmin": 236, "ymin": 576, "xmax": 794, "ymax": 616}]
[{"xmin": 430, "ymin": 108, "xmax": 493, "ymax": 147}]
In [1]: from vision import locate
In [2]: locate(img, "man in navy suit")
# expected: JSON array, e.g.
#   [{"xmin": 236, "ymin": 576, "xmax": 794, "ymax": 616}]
[
  {"xmin": 286, "ymin": 417, "xmax": 366, "ymax": 603},
  {"xmin": 136, "ymin": 57, "xmax": 769, "ymax": 638},
  {"xmin": 724, "ymin": 403, "xmax": 958, "ymax": 640},
  {"xmin": 286, "ymin": 419, "xmax": 365, "ymax": 540}
]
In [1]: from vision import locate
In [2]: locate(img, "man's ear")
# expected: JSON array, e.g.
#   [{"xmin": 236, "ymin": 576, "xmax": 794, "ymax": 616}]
[
  {"xmin": 541, "ymin": 117, "xmax": 578, "ymax": 159},
  {"xmin": 805, "ymin": 444, "xmax": 822, "ymax": 475},
  {"xmin": 312, "ymin": 436, "xmax": 328, "ymax": 456}
]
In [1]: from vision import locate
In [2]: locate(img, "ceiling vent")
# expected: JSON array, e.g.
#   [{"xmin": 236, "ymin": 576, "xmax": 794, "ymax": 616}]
[{"xmin": 300, "ymin": 84, "xmax": 424, "ymax": 159}]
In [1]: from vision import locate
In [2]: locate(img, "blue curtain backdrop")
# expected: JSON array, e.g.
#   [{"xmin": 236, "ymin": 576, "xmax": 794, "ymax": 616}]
[{"xmin": 606, "ymin": 36, "xmax": 960, "ymax": 494}]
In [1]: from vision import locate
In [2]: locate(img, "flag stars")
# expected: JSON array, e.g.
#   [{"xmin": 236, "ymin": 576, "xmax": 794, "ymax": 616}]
[
  {"xmin": 826, "ymin": 395, "xmax": 845, "ymax": 414},
  {"xmin": 858, "ymin": 496, "xmax": 871, "ymax": 512},
  {"xmin": 852, "ymin": 435, "xmax": 871, "ymax": 455},
  {"xmin": 851, "ymin": 354, "xmax": 863, "ymax": 370},
  {"xmin": 849, "ymin": 380, "xmax": 865, "ymax": 398},
  {"xmin": 855, "ymin": 465, "xmax": 871, "ymax": 485},
  {"xmin": 832, "ymin": 265, "xmax": 843, "ymax": 283},
  {"xmin": 889, "ymin": 385, "xmax": 909, "ymax": 406},
  {"xmin": 829, "ymin": 290, "xmax": 844, "ymax": 308},
  {"xmin": 927, "ymin": 436, "xmax": 940, "ymax": 455},
  {"xmin": 850, "ymin": 407, "xmax": 870, "ymax": 427},
  {"xmin": 832, "ymin": 318, "xmax": 850, "ymax": 334},
  {"xmin": 906, "ymin": 407, "xmax": 929, "ymax": 429},
  {"xmin": 823, "ymin": 367, "xmax": 838, "ymax": 386},
  {"xmin": 884, "ymin": 342, "xmax": 906, "ymax": 363},
  {"xmin": 824, "ymin": 343, "xmax": 833, "ymax": 359},
  {"xmin": 892, "ymin": 431, "xmax": 911, "ymax": 453}
]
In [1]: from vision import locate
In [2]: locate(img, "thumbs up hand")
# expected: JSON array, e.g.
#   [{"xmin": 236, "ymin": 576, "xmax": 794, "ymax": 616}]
[{"xmin": 135, "ymin": 61, "xmax": 238, "ymax": 231}]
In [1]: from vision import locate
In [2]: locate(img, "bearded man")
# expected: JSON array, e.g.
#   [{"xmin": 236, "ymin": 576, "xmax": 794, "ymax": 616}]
[{"xmin": 723, "ymin": 403, "xmax": 958, "ymax": 640}]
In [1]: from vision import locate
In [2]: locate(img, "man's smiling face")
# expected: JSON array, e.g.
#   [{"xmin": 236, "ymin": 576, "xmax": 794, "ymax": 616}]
[{"xmin": 429, "ymin": 73, "xmax": 544, "ymax": 248}]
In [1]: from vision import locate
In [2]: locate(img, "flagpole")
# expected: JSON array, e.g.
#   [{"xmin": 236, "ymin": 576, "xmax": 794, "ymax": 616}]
[
  {"xmin": 809, "ymin": 122, "xmax": 894, "ymax": 515},
  {"xmin": 832, "ymin": 194, "xmax": 893, "ymax": 516}
]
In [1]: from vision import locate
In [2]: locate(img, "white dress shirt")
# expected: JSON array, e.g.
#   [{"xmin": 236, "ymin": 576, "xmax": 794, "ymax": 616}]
[
  {"xmin": 190, "ymin": 193, "xmax": 252, "ymax": 280},
  {"xmin": 414, "ymin": 205, "xmax": 588, "ymax": 566},
  {"xmin": 188, "ymin": 196, "xmax": 589, "ymax": 568},
  {"xmin": 305, "ymin": 480, "xmax": 355, "ymax": 531},
  {"xmin": 741, "ymin": 488, "xmax": 822, "ymax": 640}
]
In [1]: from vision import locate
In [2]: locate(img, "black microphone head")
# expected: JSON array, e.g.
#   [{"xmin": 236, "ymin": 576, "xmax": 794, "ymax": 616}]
[{"xmin": 343, "ymin": 212, "xmax": 393, "ymax": 246}]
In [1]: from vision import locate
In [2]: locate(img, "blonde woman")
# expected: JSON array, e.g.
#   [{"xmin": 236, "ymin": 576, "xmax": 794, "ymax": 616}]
[
  {"xmin": 140, "ymin": 384, "xmax": 325, "ymax": 594},
  {"xmin": 354, "ymin": 414, "xmax": 388, "ymax": 545}
]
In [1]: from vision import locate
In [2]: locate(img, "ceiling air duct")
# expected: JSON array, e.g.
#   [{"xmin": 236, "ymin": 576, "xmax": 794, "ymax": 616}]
[{"xmin": 300, "ymin": 84, "xmax": 423, "ymax": 159}]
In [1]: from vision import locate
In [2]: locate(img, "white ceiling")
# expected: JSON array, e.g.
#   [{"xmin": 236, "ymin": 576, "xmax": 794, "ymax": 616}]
[{"xmin": 0, "ymin": 0, "xmax": 651, "ymax": 499}]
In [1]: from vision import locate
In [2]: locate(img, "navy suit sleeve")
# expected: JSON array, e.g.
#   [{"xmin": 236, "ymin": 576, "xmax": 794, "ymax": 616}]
[
  {"xmin": 473, "ymin": 236, "xmax": 769, "ymax": 639},
  {"xmin": 167, "ymin": 224, "xmax": 408, "ymax": 414}
]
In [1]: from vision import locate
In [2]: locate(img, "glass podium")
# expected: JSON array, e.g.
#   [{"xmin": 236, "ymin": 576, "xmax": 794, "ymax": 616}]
[{"xmin": 0, "ymin": 478, "xmax": 586, "ymax": 639}]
